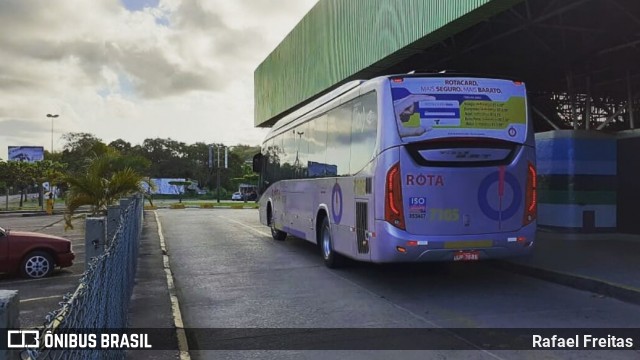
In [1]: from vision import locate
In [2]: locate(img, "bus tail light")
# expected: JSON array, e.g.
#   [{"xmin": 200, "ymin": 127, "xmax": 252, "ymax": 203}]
[
  {"xmin": 385, "ymin": 162, "xmax": 406, "ymax": 230},
  {"xmin": 523, "ymin": 162, "xmax": 537, "ymax": 225}
]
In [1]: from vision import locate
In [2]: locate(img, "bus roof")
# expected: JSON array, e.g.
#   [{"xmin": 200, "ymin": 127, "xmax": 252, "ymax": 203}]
[{"xmin": 269, "ymin": 80, "xmax": 364, "ymax": 134}]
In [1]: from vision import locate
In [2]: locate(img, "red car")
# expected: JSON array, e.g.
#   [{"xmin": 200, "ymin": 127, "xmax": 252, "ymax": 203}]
[{"xmin": 0, "ymin": 226, "xmax": 75, "ymax": 278}]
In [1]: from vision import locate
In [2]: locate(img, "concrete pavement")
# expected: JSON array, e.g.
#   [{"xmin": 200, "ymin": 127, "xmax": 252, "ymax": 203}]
[
  {"xmin": 126, "ymin": 211, "xmax": 180, "ymax": 359},
  {"xmin": 126, "ymin": 210, "xmax": 640, "ymax": 358},
  {"xmin": 499, "ymin": 230, "xmax": 640, "ymax": 305}
]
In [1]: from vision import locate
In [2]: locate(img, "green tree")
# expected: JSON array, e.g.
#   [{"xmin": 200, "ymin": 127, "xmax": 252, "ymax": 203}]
[
  {"xmin": 60, "ymin": 133, "xmax": 109, "ymax": 174},
  {"xmin": 31, "ymin": 160, "xmax": 67, "ymax": 207},
  {"xmin": 3, "ymin": 161, "xmax": 34, "ymax": 207},
  {"xmin": 108, "ymin": 139, "xmax": 133, "ymax": 154},
  {"xmin": 139, "ymin": 138, "xmax": 186, "ymax": 177},
  {"xmin": 183, "ymin": 142, "xmax": 211, "ymax": 190},
  {"xmin": 64, "ymin": 152, "xmax": 146, "ymax": 229}
]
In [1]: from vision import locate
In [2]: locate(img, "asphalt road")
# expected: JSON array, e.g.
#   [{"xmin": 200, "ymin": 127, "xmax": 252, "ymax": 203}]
[{"xmin": 158, "ymin": 209, "xmax": 640, "ymax": 360}]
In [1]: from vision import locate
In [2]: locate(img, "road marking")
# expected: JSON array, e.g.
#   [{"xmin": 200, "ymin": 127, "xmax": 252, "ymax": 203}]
[
  {"xmin": 221, "ymin": 217, "xmax": 271, "ymax": 238},
  {"xmin": 155, "ymin": 211, "xmax": 191, "ymax": 360},
  {"xmin": 20, "ymin": 295, "xmax": 62, "ymax": 303},
  {"xmin": 223, "ymin": 214, "xmax": 504, "ymax": 357},
  {"xmin": 218, "ymin": 214, "xmax": 502, "ymax": 357},
  {"xmin": 34, "ymin": 217, "xmax": 66, "ymax": 231},
  {"xmin": 327, "ymin": 271, "xmax": 507, "ymax": 360},
  {"xmin": 329, "ymin": 269, "xmax": 505, "ymax": 360},
  {"xmin": 1, "ymin": 274, "xmax": 82, "ymax": 285}
]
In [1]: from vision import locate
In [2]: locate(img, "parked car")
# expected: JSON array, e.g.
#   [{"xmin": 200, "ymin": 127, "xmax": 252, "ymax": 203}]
[
  {"xmin": 231, "ymin": 192, "xmax": 243, "ymax": 201},
  {"xmin": 0, "ymin": 226, "xmax": 75, "ymax": 278},
  {"xmin": 246, "ymin": 191, "xmax": 258, "ymax": 201}
]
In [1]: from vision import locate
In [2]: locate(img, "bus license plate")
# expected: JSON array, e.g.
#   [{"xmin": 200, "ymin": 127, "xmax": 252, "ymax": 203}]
[{"xmin": 453, "ymin": 251, "xmax": 479, "ymax": 261}]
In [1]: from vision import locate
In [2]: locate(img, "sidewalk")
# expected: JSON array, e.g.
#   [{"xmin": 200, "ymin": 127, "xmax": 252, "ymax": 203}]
[
  {"xmin": 497, "ymin": 230, "xmax": 640, "ymax": 305},
  {"xmin": 127, "ymin": 211, "xmax": 180, "ymax": 359}
]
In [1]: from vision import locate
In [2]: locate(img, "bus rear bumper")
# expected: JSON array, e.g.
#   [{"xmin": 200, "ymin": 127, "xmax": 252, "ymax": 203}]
[{"xmin": 370, "ymin": 220, "xmax": 535, "ymax": 263}]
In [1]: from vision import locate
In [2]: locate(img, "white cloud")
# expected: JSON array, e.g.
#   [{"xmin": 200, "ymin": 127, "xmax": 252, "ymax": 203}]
[{"xmin": 0, "ymin": 0, "xmax": 317, "ymax": 158}]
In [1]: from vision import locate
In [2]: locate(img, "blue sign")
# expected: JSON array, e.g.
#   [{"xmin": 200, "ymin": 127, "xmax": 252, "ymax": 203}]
[
  {"xmin": 331, "ymin": 183, "xmax": 343, "ymax": 224},
  {"xmin": 477, "ymin": 171, "xmax": 522, "ymax": 221}
]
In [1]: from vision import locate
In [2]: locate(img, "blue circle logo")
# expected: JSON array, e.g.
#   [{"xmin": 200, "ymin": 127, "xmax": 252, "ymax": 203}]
[
  {"xmin": 477, "ymin": 171, "xmax": 522, "ymax": 221},
  {"xmin": 332, "ymin": 183, "xmax": 343, "ymax": 224}
]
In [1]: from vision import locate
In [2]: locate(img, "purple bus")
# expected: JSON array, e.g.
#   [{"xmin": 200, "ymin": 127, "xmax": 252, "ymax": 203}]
[{"xmin": 253, "ymin": 74, "xmax": 536, "ymax": 268}]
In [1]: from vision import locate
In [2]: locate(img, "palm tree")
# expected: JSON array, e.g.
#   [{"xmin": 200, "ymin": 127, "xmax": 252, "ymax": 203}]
[{"xmin": 64, "ymin": 151, "xmax": 146, "ymax": 229}]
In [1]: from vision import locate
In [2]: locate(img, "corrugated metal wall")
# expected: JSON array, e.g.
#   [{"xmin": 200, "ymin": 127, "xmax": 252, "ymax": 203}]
[{"xmin": 254, "ymin": 0, "xmax": 522, "ymax": 127}]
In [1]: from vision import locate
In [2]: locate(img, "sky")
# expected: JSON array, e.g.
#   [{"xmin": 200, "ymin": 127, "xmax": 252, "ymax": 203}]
[{"xmin": 0, "ymin": 0, "xmax": 318, "ymax": 159}]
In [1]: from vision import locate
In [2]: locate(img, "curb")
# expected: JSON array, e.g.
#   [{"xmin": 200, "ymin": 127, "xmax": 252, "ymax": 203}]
[
  {"xmin": 494, "ymin": 260, "xmax": 640, "ymax": 306},
  {"xmin": 0, "ymin": 211, "xmax": 47, "ymax": 217},
  {"xmin": 0, "ymin": 210, "xmax": 93, "ymax": 217},
  {"xmin": 154, "ymin": 211, "xmax": 191, "ymax": 360}
]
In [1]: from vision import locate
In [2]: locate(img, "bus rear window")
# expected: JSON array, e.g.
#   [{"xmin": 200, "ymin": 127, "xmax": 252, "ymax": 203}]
[
  {"xmin": 405, "ymin": 137, "xmax": 518, "ymax": 167},
  {"xmin": 391, "ymin": 77, "xmax": 528, "ymax": 144}
]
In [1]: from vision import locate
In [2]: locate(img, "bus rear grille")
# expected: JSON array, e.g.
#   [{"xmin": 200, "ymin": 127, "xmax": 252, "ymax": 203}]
[{"xmin": 356, "ymin": 202, "xmax": 369, "ymax": 254}]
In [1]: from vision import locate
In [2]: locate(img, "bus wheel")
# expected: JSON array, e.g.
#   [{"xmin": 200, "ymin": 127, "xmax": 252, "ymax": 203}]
[
  {"xmin": 269, "ymin": 208, "xmax": 287, "ymax": 241},
  {"xmin": 320, "ymin": 217, "xmax": 344, "ymax": 268}
]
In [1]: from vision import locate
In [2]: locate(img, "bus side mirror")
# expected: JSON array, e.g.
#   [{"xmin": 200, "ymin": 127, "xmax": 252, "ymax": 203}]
[{"xmin": 252, "ymin": 153, "xmax": 263, "ymax": 173}]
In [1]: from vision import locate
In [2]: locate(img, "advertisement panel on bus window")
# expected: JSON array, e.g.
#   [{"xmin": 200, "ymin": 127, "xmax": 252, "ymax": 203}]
[{"xmin": 391, "ymin": 77, "xmax": 527, "ymax": 143}]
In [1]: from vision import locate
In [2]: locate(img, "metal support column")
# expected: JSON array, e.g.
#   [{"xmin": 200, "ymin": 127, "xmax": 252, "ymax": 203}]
[
  {"xmin": 107, "ymin": 205, "xmax": 121, "ymax": 247},
  {"xmin": 0, "ymin": 290, "xmax": 19, "ymax": 360},
  {"xmin": 85, "ymin": 217, "xmax": 106, "ymax": 269},
  {"xmin": 533, "ymin": 107, "xmax": 560, "ymax": 130},
  {"xmin": 585, "ymin": 76, "xmax": 591, "ymax": 130},
  {"xmin": 216, "ymin": 146, "xmax": 221, "ymax": 203},
  {"xmin": 567, "ymin": 71, "xmax": 578, "ymax": 130},
  {"xmin": 628, "ymin": 70, "xmax": 635, "ymax": 129}
]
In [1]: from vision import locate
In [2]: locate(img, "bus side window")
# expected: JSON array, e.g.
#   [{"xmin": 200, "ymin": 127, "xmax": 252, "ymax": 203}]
[
  {"xmin": 252, "ymin": 153, "xmax": 263, "ymax": 173},
  {"xmin": 350, "ymin": 92, "xmax": 378, "ymax": 173},
  {"xmin": 281, "ymin": 129, "xmax": 297, "ymax": 180},
  {"xmin": 307, "ymin": 115, "xmax": 328, "ymax": 177},
  {"xmin": 326, "ymin": 104, "xmax": 352, "ymax": 176},
  {"xmin": 266, "ymin": 137, "xmax": 280, "ymax": 183},
  {"xmin": 294, "ymin": 122, "xmax": 308, "ymax": 178}
]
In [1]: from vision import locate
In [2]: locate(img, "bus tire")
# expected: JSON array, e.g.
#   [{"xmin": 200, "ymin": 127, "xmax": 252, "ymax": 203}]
[
  {"xmin": 268, "ymin": 206, "xmax": 287, "ymax": 241},
  {"xmin": 320, "ymin": 217, "xmax": 344, "ymax": 268}
]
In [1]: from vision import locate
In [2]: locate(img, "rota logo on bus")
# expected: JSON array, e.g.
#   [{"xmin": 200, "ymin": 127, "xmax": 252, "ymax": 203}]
[{"xmin": 405, "ymin": 174, "xmax": 445, "ymax": 186}]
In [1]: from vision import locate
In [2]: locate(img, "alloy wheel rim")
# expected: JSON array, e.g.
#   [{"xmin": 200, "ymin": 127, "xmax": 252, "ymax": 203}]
[
  {"xmin": 25, "ymin": 256, "xmax": 50, "ymax": 278},
  {"xmin": 322, "ymin": 228, "xmax": 331, "ymax": 259},
  {"xmin": 270, "ymin": 213, "xmax": 276, "ymax": 235}
]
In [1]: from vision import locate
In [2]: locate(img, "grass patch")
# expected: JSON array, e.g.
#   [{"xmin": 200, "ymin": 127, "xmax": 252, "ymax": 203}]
[{"xmin": 151, "ymin": 200, "xmax": 259, "ymax": 209}]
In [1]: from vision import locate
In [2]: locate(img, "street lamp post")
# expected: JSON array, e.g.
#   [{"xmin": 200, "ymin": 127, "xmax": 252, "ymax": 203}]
[
  {"xmin": 217, "ymin": 145, "xmax": 221, "ymax": 203},
  {"xmin": 45, "ymin": 114, "xmax": 59, "ymax": 213},
  {"xmin": 46, "ymin": 114, "xmax": 59, "ymax": 153},
  {"xmin": 212, "ymin": 145, "xmax": 229, "ymax": 203}
]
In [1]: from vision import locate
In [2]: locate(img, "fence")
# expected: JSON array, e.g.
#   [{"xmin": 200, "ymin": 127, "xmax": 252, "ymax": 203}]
[{"xmin": 23, "ymin": 195, "xmax": 144, "ymax": 360}]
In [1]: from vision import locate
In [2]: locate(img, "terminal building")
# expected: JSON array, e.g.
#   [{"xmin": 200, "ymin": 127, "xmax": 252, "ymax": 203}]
[{"xmin": 254, "ymin": 0, "xmax": 640, "ymax": 233}]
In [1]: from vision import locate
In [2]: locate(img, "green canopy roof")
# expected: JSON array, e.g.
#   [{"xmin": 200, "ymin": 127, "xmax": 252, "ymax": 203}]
[{"xmin": 254, "ymin": 0, "xmax": 522, "ymax": 127}]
